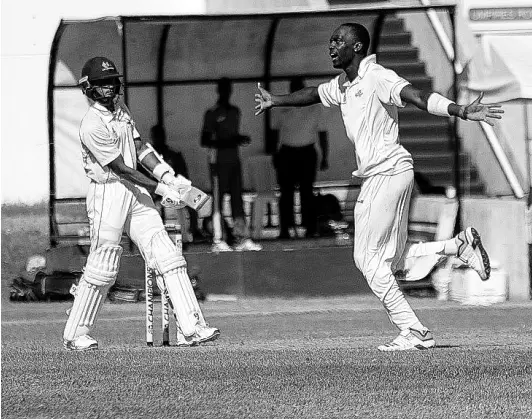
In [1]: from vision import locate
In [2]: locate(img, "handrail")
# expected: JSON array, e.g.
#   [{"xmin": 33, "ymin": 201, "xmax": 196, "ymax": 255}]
[
  {"xmin": 419, "ymin": 0, "xmax": 463, "ymax": 74},
  {"xmin": 421, "ymin": 0, "xmax": 524, "ymax": 199},
  {"xmin": 479, "ymin": 123, "xmax": 525, "ymax": 198}
]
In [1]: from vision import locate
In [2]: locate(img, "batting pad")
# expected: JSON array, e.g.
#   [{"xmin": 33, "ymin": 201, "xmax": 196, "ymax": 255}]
[
  {"xmin": 176, "ymin": 266, "xmax": 206, "ymax": 326},
  {"xmin": 63, "ymin": 278, "xmax": 110, "ymax": 341},
  {"xmin": 84, "ymin": 245, "xmax": 123, "ymax": 286},
  {"xmin": 150, "ymin": 230, "xmax": 200, "ymax": 337}
]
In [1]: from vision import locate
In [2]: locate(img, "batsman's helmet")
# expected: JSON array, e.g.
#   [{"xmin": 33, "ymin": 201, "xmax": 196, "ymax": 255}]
[{"xmin": 78, "ymin": 57, "xmax": 123, "ymax": 100}]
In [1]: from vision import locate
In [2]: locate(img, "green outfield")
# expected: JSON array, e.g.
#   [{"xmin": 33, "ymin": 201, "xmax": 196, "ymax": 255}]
[{"xmin": 2, "ymin": 296, "xmax": 532, "ymax": 419}]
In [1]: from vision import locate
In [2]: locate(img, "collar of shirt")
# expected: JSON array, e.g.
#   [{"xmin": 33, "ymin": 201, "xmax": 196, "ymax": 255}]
[
  {"xmin": 342, "ymin": 54, "xmax": 376, "ymax": 87},
  {"xmin": 93, "ymin": 102, "xmax": 126, "ymax": 123}
]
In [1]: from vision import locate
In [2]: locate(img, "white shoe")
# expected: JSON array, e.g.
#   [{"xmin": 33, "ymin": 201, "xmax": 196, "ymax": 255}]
[
  {"xmin": 175, "ymin": 328, "xmax": 198, "ymax": 347},
  {"xmin": 378, "ymin": 328, "xmax": 435, "ymax": 352},
  {"xmin": 193, "ymin": 325, "xmax": 220, "ymax": 344},
  {"xmin": 211, "ymin": 240, "xmax": 233, "ymax": 253},
  {"xmin": 63, "ymin": 334, "xmax": 98, "ymax": 351},
  {"xmin": 234, "ymin": 239, "xmax": 262, "ymax": 252},
  {"xmin": 456, "ymin": 227, "xmax": 491, "ymax": 280}
]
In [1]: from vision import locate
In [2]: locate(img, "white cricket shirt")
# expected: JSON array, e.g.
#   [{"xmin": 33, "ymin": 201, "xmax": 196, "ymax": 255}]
[
  {"xmin": 79, "ymin": 102, "xmax": 139, "ymax": 183},
  {"xmin": 318, "ymin": 54, "xmax": 413, "ymax": 178}
]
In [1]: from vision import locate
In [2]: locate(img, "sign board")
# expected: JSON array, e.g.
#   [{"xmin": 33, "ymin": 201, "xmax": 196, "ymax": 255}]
[{"xmin": 464, "ymin": 0, "xmax": 532, "ymax": 33}]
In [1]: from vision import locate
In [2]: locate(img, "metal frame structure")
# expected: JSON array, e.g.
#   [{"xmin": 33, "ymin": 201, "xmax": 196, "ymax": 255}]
[{"xmin": 47, "ymin": 4, "xmax": 459, "ymax": 247}]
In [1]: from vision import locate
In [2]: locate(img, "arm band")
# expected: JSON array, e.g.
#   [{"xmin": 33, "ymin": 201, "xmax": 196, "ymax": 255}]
[
  {"xmin": 427, "ymin": 93, "xmax": 454, "ymax": 117},
  {"xmin": 153, "ymin": 163, "xmax": 175, "ymax": 182},
  {"xmin": 138, "ymin": 143, "xmax": 155, "ymax": 161},
  {"xmin": 137, "ymin": 143, "xmax": 175, "ymax": 182}
]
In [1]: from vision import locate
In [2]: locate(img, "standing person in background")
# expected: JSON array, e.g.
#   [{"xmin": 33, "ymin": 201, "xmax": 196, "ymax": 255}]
[
  {"xmin": 271, "ymin": 76, "xmax": 329, "ymax": 239},
  {"xmin": 201, "ymin": 77, "xmax": 262, "ymax": 252},
  {"xmin": 255, "ymin": 23, "xmax": 502, "ymax": 351},
  {"xmin": 64, "ymin": 56, "xmax": 219, "ymax": 351}
]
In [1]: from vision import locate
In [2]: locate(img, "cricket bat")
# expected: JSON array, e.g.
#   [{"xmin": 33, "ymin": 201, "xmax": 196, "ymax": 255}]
[{"xmin": 182, "ymin": 186, "xmax": 211, "ymax": 211}]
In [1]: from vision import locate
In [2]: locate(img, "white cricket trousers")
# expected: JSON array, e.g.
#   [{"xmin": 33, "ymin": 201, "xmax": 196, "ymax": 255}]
[
  {"xmin": 353, "ymin": 169, "xmax": 422, "ymax": 331},
  {"xmin": 87, "ymin": 180, "xmax": 165, "ymax": 255}
]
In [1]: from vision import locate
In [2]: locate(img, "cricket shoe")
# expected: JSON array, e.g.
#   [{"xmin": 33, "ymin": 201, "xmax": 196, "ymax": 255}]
[
  {"xmin": 378, "ymin": 328, "xmax": 435, "ymax": 352},
  {"xmin": 211, "ymin": 240, "xmax": 233, "ymax": 253},
  {"xmin": 234, "ymin": 238, "xmax": 262, "ymax": 252},
  {"xmin": 456, "ymin": 227, "xmax": 491, "ymax": 280},
  {"xmin": 194, "ymin": 325, "xmax": 221, "ymax": 344},
  {"xmin": 63, "ymin": 335, "xmax": 98, "ymax": 351},
  {"xmin": 175, "ymin": 328, "xmax": 198, "ymax": 348}
]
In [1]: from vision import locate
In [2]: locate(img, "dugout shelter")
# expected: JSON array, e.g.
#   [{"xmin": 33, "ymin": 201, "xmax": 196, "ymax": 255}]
[
  {"xmin": 48, "ymin": 1, "xmax": 464, "ymax": 240},
  {"xmin": 47, "ymin": 1, "xmax": 531, "ymax": 300}
]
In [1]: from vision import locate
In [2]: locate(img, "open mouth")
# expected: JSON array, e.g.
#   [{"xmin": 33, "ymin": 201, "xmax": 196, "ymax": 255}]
[{"xmin": 330, "ymin": 52, "xmax": 339, "ymax": 61}]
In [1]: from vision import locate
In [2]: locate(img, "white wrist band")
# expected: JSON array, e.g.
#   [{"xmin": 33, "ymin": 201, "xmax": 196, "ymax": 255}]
[
  {"xmin": 155, "ymin": 182, "xmax": 168, "ymax": 196},
  {"xmin": 427, "ymin": 93, "xmax": 454, "ymax": 117},
  {"xmin": 138, "ymin": 143, "xmax": 156, "ymax": 161},
  {"xmin": 153, "ymin": 162, "xmax": 175, "ymax": 182}
]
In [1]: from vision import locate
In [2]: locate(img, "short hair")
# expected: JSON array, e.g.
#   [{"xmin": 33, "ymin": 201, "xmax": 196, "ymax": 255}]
[{"xmin": 340, "ymin": 23, "xmax": 370, "ymax": 55}]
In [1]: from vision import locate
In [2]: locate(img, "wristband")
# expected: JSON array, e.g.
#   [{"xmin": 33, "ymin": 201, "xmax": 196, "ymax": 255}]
[
  {"xmin": 153, "ymin": 162, "xmax": 175, "ymax": 182},
  {"xmin": 427, "ymin": 93, "xmax": 454, "ymax": 117},
  {"xmin": 154, "ymin": 182, "xmax": 168, "ymax": 197}
]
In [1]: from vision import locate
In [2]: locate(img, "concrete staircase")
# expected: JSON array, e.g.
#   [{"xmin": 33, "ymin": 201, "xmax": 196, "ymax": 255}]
[{"xmin": 378, "ymin": 16, "xmax": 485, "ymax": 195}]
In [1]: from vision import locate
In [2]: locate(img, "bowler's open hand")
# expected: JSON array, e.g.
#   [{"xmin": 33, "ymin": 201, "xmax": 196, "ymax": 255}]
[
  {"xmin": 463, "ymin": 93, "xmax": 504, "ymax": 126},
  {"xmin": 255, "ymin": 83, "xmax": 273, "ymax": 116}
]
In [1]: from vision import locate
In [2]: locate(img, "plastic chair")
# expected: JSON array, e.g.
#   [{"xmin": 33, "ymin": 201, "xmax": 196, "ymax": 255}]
[{"xmin": 243, "ymin": 155, "xmax": 278, "ymax": 239}]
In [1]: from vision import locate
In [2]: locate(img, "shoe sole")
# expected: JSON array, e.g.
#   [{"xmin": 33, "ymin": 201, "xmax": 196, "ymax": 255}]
[
  {"xmin": 175, "ymin": 341, "xmax": 198, "ymax": 348},
  {"xmin": 63, "ymin": 343, "xmax": 98, "ymax": 351},
  {"xmin": 468, "ymin": 227, "xmax": 491, "ymax": 280},
  {"xmin": 378, "ymin": 341, "xmax": 435, "ymax": 352},
  {"xmin": 196, "ymin": 330, "xmax": 221, "ymax": 344},
  {"xmin": 414, "ymin": 340, "xmax": 436, "ymax": 350}
]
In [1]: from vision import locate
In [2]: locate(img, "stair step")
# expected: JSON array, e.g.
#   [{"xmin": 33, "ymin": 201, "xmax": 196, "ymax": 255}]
[
  {"xmin": 382, "ymin": 61, "xmax": 427, "ymax": 77},
  {"xmin": 379, "ymin": 32, "xmax": 412, "ymax": 46},
  {"xmin": 382, "ymin": 17, "xmax": 405, "ymax": 32},
  {"xmin": 400, "ymin": 119, "xmax": 449, "ymax": 132},
  {"xmin": 399, "ymin": 110, "xmax": 444, "ymax": 124},
  {"xmin": 377, "ymin": 47, "xmax": 419, "ymax": 62},
  {"xmin": 414, "ymin": 156, "xmax": 478, "ymax": 169}
]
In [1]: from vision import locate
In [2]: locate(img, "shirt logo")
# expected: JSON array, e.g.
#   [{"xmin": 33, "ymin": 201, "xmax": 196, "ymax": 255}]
[
  {"xmin": 354, "ymin": 89, "xmax": 363, "ymax": 97},
  {"xmin": 102, "ymin": 61, "xmax": 115, "ymax": 72},
  {"xmin": 216, "ymin": 115, "xmax": 226, "ymax": 122}
]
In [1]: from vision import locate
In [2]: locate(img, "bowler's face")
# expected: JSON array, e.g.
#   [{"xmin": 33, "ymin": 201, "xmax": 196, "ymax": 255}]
[{"xmin": 329, "ymin": 26, "xmax": 355, "ymax": 69}]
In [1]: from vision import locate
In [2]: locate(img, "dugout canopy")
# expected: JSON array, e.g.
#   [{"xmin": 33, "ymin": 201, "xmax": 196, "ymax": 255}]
[{"xmin": 48, "ymin": 3, "xmax": 459, "ymax": 244}]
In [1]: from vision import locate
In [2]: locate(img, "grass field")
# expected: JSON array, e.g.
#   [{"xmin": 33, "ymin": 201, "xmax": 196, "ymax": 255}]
[
  {"xmin": 2, "ymin": 297, "xmax": 532, "ymax": 418},
  {"xmin": 2, "ymin": 205, "xmax": 532, "ymax": 418}
]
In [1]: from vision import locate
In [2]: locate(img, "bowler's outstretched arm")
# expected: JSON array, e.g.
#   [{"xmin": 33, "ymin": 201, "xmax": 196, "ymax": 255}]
[
  {"xmin": 255, "ymin": 83, "xmax": 321, "ymax": 115},
  {"xmin": 399, "ymin": 85, "xmax": 504, "ymax": 126}
]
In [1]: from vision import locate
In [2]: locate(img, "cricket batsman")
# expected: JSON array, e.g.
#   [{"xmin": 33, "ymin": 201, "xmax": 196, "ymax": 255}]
[{"xmin": 63, "ymin": 56, "xmax": 220, "ymax": 351}]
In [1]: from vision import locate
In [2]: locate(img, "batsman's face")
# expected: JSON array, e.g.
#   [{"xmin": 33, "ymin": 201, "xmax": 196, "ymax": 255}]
[
  {"xmin": 93, "ymin": 78, "xmax": 122, "ymax": 105},
  {"xmin": 329, "ymin": 27, "xmax": 356, "ymax": 69}
]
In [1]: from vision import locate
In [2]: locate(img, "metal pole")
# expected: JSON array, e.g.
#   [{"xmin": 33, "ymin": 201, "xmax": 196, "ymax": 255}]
[
  {"xmin": 157, "ymin": 25, "xmax": 171, "ymax": 131},
  {"xmin": 450, "ymin": 7, "xmax": 462, "ymax": 233},
  {"xmin": 121, "ymin": 18, "xmax": 129, "ymax": 106},
  {"xmin": 263, "ymin": 18, "xmax": 280, "ymax": 154},
  {"xmin": 47, "ymin": 22, "xmax": 67, "ymax": 248}
]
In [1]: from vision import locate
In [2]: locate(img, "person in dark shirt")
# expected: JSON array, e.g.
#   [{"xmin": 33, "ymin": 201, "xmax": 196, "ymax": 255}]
[{"xmin": 201, "ymin": 78, "xmax": 262, "ymax": 252}]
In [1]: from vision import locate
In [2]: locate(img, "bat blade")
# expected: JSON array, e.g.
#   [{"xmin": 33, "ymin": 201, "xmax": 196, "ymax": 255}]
[{"xmin": 182, "ymin": 186, "xmax": 211, "ymax": 211}]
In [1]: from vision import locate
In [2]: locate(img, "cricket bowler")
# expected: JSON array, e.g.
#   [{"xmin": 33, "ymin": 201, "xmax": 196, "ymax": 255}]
[{"xmin": 255, "ymin": 23, "xmax": 502, "ymax": 351}]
